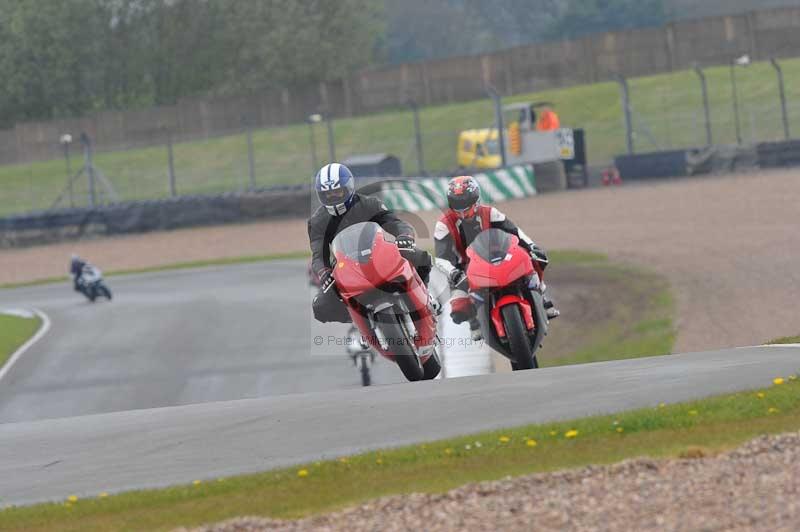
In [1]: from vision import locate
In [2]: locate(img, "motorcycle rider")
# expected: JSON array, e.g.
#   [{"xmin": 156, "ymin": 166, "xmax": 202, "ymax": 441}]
[
  {"xmin": 434, "ymin": 175, "xmax": 559, "ymax": 340},
  {"xmin": 69, "ymin": 254, "xmax": 88, "ymax": 291},
  {"xmin": 309, "ymin": 162, "xmax": 433, "ymax": 323}
]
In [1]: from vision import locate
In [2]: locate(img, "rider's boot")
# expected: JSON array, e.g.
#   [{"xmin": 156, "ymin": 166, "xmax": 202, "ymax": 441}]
[
  {"xmin": 536, "ymin": 281, "xmax": 560, "ymax": 320},
  {"xmin": 429, "ymin": 294, "xmax": 443, "ymax": 316},
  {"xmin": 468, "ymin": 318, "xmax": 483, "ymax": 341}
]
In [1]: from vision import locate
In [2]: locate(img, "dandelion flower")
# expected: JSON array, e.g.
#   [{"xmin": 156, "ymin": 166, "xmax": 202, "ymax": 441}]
[
  {"xmin": 444, "ymin": 448, "xmax": 453, "ymax": 455},
  {"xmin": 773, "ymin": 377, "xmax": 785, "ymax": 386},
  {"xmin": 474, "ymin": 441, "xmax": 482, "ymax": 448},
  {"xmin": 658, "ymin": 403, "xmax": 666, "ymax": 409},
  {"xmin": 67, "ymin": 495, "xmax": 78, "ymax": 503},
  {"xmin": 193, "ymin": 480, "xmax": 201, "ymax": 486},
  {"xmin": 499, "ymin": 436, "xmax": 510, "ymax": 443},
  {"xmin": 756, "ymin": 392, "xmax": 766, "ymax": 399},
  {"xmin": 565, "ymin": 429, "xmax": 579, "ymax": 439},
  {"xmin": 376, "ymin": 458, "xmax": 383, "ymax": 465},
  {"xmin": 526, "ymin": 439, "xmax": 537, "ymax": 447},
  {"xmin": 768, "ymin": 407, "xmax": 779, "ymax": 414},
  {"xmin": 465, "ymin": 444, "xmax": 472, "ymax": 450},
  {"xmin": 297, "ymin": 469, "xmax": 309, "ymax": 478},
  {"xmin": 616, "ymin": 427, "xmax": 624, "ymax": 433}
]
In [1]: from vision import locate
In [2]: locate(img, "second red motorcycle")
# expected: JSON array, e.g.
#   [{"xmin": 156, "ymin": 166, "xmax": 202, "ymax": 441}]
[{"xmin": 465, "ymin": 228, "xmax": 549, "ymax": 370}]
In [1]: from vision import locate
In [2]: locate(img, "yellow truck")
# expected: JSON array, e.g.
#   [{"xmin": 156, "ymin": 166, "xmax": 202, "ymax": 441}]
[
  {"xmin": 456, "ymin": 128, "xmax": 502, "ymax": 169},
  {"xmin": 456, "ymin": 102, "xmax": 587, "ymax": 188}
]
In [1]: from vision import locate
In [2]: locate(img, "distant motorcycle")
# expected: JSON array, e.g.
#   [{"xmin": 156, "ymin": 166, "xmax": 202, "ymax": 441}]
[
  {"xmin": 330, "ymin": 221, "xmax": 441, "ymax": 382},
  {"xmin": 346, "ymin": 326, "xmax": 376, "ymax": 386},
  {"xmin": 465, "ymin": 228, "xmax": 548, "ymax": 370},
  {"xmin": 76, "ymin": 265, "xmax": 113, "ymax": 303}
]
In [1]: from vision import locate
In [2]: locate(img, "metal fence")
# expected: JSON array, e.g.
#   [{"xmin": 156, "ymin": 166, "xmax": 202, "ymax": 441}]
[{"xmin": 1, "ymin": 55, "xmax": 799, "ymax": 219}]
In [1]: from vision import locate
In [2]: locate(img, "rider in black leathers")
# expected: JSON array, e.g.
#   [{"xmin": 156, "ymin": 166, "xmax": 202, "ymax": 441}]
[{"xmin": 309, "ymin": 163, "xmax": 431, "ymax": 323}]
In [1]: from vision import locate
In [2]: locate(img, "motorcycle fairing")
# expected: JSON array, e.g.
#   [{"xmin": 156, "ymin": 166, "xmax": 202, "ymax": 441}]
[
  {"xmin": 466, "ymin": 230, "xmax": 534, "ymax": 290},
  {"xmin": 490, "ymin": 294, "xmax": 535, "ymax": 338}
]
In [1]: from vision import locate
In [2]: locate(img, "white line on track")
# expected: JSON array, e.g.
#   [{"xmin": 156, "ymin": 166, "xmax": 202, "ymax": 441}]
[{"xmin": 0, "ymin": 308, "xmax": 51, "ymax": 382}]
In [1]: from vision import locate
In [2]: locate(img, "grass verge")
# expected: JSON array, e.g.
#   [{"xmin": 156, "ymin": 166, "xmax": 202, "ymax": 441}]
[
  {"xmin": 538, "ymin": 252, "xmax": 675, "ymax": 367},
  {"xmin": 0, "ymin": 312, "xmax": 41, "ymax": 368},
  {"xmin": 768, "ymin": 335, "xmax": 800, "ymax": 345},
  {"xmin": 2, "ymin": 374, "xmax": 798, "ymax": 531}
]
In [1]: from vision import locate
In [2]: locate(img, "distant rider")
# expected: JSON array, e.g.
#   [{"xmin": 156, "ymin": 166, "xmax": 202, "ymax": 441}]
[
  {"xmin": 308, "ymin": 163, "xmax": 433, "ymax": 323},
  {"xmin": 69, "ymin": 254, "xmax": 88, "ymax": 291},
  {"xmin": 434, "ymin": 176, "xmax": 559, "ymax": 340}
]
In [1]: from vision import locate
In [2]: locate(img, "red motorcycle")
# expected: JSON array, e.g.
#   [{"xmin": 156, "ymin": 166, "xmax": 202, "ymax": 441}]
[
  {"xmin": 465, "ymin": 228, "xmax": 548, "ymax": 370},
  {"xmin": 330, "ymin": 222, "xmax": 441, "ymax": 381}
]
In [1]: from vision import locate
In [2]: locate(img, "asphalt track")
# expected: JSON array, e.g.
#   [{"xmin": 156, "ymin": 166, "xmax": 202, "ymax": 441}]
[{"xmin": 0, "ymin": 346, "xmax": 798, "ymax": 505}]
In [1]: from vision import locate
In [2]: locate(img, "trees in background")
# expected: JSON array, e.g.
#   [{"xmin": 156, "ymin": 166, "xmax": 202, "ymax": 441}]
[
  {"xmin": 0, "ymin": 0, "xmax": 380, "ymax": 126},
  {"xmin": 1, "ymin": 0, "xmax": 768, "ymax": 126}
]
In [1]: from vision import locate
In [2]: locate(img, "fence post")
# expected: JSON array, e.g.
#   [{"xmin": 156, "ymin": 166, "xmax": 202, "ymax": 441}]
[
  {"xmin": 166, "ymin": 131, "xmax": 176, "ymax": 197},
  {"xmin": 485, "ymin": 85, "xmax": 507, "ymax": 168},
  {"xmin": 730, "ymin": 62, "xmax": 742, "ymax": 145},
  {"xmin": 770, "ymin": 58, "xmax": 791, "ymax": 140},
  {"xmin": 615, "ymin": 75, "xmax": 635, "ymax": 155},
  {"xmin": 325, "ymin": 112, "xmax": 336, "ymax": 162},
  {"xmin": 246, "ymin": 123, "xmax": 256, "ymax": 190},
  {"xmin": 80, "ymin": 132, "xmax": 97, "ymax": 207},
  {"xmin": 407, "ymin": 98, "xmax": 425, "ymax": 175},
  {"xmin": 693, "ymin": 65, "xmax": 713, "ymax": 146}
]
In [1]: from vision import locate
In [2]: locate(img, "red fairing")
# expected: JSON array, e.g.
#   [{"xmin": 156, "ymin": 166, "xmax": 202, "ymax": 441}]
[
  {"xmin": 490, "ymin": 294, "xmax": 535, "ymax": 337},
  {"xmin": 333, "ymin": 229, "xmax": 437, "ymax": 362},
  {"xmin": 465, "ymin": 234, "xmax": 535, "ymax": 290}
]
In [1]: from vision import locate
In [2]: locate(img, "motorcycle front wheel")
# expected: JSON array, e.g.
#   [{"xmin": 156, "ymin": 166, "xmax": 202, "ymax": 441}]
[
  {"xmin": 502, "ymin": 305, "xmax": 538, "ymax": 370},
  {"xmin": 379, "ymin": 315, "xmax": 425, "ymax": 382},
  {"xmin": 99, "ymin": 284, "xmax": 112, "ymax": 300}
]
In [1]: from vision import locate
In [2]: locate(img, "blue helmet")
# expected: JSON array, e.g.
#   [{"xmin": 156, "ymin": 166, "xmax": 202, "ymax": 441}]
[{"xmin": 315, "ymin": 163, "xmax": 355, "ymax": 216}]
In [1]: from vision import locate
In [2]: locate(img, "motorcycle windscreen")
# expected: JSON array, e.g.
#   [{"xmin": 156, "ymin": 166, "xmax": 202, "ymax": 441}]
[
  {"xmin": 330, "ymin": 222, "xmax": 382, "ymax": 264},
  {"xmin": 469, "ymin": 229, "xmax": 514, "ymax": 264}
]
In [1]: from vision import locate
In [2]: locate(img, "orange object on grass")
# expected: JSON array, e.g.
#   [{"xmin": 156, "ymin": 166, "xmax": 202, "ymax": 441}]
[{"xmin": 536, "ymin": 108, "xmax": 560, "ymax": 131}]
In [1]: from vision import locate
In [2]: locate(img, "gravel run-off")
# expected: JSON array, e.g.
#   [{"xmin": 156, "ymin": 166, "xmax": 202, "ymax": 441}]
[{"xmin": 182, "ymin": 431, "xmax": 800, "ymax": 532}]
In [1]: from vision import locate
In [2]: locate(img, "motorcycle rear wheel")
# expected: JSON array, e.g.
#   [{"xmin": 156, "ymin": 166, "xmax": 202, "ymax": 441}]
[
  {"xmin": 379, "ymin": 315, "xmax": 425, "ymax": 381},
  {"xmin": 502, "ymin": 305, "xmax": 538, "ymax": 370}
]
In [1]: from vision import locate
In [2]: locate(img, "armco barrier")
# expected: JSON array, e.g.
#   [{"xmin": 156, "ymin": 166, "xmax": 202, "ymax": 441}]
[
  {"xmin": 0, "ymin": 186, "xmax": 312, "ymax": 248},
  {"xmin": 379, "ymin": 166, "xmax": 536, "ymax": 213},
  {"xmin": 614, "ymin": 150, "xmax": 694, "ymax": 180},
  {"xmin": 756, "ymin": 140, "xmax": 800, "ymax": 169}
]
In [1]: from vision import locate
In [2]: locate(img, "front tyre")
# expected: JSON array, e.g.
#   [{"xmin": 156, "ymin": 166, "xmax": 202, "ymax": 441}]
[
  {"xmin": 99, "ymin": 284, "xmax": 112, "ymax": 300},
  {"xmin": 501, "ymin": 305, "xmax": 538, "ymax": 371},
  {"xmin": 379, "ymin": 315, "xmax": 425, "ymax": 382},
  {"xmin": 360, "ymin": 355, "xmax": 371, "ymax": 387},
  {"xmin": 422, "ymin": 349, "xmax": 441, "ymax": 380}
]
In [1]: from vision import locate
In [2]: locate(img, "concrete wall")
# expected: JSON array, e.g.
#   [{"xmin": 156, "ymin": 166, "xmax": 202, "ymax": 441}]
[{"xmin": 3, "ymin": 6, "xmax": 800, "ymax": 165}]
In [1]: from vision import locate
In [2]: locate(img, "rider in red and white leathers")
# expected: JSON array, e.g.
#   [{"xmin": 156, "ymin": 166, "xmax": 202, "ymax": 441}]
[{"xmin": 434, "ymin": 176, "xmax": 559, "ymax": 340}]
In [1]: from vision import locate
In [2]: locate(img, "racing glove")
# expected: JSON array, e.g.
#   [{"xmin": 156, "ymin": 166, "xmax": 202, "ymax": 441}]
[
  {"xmin": 530, "ymin": 246, "xmax": 549, "ymax": 269},
  {"xmin": 449, "ymin": 267, "xmax": 467, "ymax": 290},
  {"xmin": 395, "ymin": 235, "xmax": 415, "ymax": 251},
  {"xmin": 319, "ymin": 268, "xmax": 336, "ymax": 294}
]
